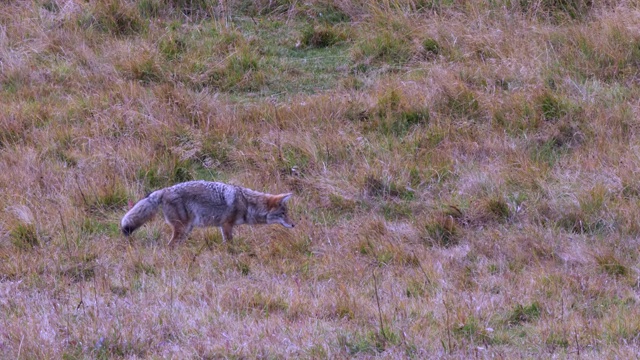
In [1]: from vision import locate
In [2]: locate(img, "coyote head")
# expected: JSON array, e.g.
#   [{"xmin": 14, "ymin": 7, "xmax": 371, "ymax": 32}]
[{"xmin": 266, "ymin": 193, "xmax": 295, "ymax": 228}]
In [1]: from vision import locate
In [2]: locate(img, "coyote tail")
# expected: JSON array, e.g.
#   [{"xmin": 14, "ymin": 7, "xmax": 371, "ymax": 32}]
[{"xmin": 121, "ymin": 190, "xmax": 163, "ymax": 236}]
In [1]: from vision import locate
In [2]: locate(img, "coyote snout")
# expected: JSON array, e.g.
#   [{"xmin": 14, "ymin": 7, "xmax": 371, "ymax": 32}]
[
  {"xmin": 120, "ymin": 180, "xmax": 295, "ymax": 246},
  {"xmin": 270, "ymin": 214, "xmax": 295, "ymax": 228}
]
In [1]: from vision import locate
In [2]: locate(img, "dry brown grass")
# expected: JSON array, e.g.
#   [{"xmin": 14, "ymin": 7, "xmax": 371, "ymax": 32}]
[{"xmin": 2, "ymin": 0, "xmax": 640, "ymax": 358}]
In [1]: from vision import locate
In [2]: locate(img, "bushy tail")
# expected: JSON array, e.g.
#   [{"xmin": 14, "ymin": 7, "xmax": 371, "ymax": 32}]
[{"xmin": 121, "ymin": 190, "xmax": 163, "ymax": 236}]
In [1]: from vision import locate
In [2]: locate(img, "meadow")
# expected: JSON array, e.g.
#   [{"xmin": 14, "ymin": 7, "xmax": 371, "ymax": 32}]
[{"xmin": 2, "ymin": 0, "xmax": 640, "ymax": 358}]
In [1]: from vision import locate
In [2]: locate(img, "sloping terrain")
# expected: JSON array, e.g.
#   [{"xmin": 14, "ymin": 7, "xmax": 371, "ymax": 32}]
[{"xmin": 1, "ymin": 1, "xmax": 640, "ymax": 358}]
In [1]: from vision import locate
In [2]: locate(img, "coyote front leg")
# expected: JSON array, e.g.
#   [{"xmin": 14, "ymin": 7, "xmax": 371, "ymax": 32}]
[{"xmin": 221, "ymin": 222, "xmax": 234, "ymax": 242}]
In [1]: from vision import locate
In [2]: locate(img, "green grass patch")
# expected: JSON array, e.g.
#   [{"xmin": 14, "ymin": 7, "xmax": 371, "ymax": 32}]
[
  {"xmin": 555, "ymin": 210, "xmax": 609, "ymax": 234},
  {"xmin": 529, "ymin": 139, "xmax": 566, "ymax": 169},
  {"xmin": 485, "ymin": 197, "xmax": 510, "ymax": 222},
  {"xmin": 422, "ymin": 215, "xmax": 459, "ymax": 248},
  {"xmin": 536, "ymin": 91, "xmax": 567, "ymax": 122},
  {"xmin": 40, "ymin": 0, "xmax": 60, "ymax": 13},
  {"xmin": 159, "ymin": 33, "xmax": 187, "ymax": 60},
  {"xmin": 381, "ymin": 201, "xmax": 413, "ymax": 220},
  {"xmin": 507, "ymin": 302, "xmax": 541, "ymax": 326},
  {"xmin": 136, "ymin": 156, "xmax": 210, "ymax": 192},
  {"xmin": 307, "ymin": 3, "xmax": 351, "ymax": 24},
  {"xmin": 363, "ymin": 175, "xmax": 413, "ymax": 200},
  {"xmin": 453, "ymin": 315, "xmax": 492, "ymax": 343},
  {"xmin": 204, "ymin": 45, "xmax": 266, "ymax": 92},
  {"xmin": 328, "ymin": 193, "xmax": 358, "ymax": 215},
  {"xmin": 440, "ymin": 85, "xmax": 481, "ymax": 120},
  {"xmin": 378, "ymin": 99, "xmax": 430, "ymax": 137},
  {"xmin": 519, "ymin": 0, "xmax": 594, "ymax": 22},
  {"xmin": 79, "ymin": 217, "xmax": 120, "ymax": 237},
  {"xmin": 162, "ymin": 17, "xmax": 354, "ymax": 97},
  {"xmin": 337, "ymin": 330, "xmax": 399, "ymax": 356},
  {"xmin": 281, "ymin": 144, "xmax": 312, "ymax": 171},
  {"xmin": 61, "ymin": 253, "xmax": 98, "ymax": 282},
  {"xmin": 248, "ymin": 292, "xmax": 289, "ymax": 314},
  {"xmin": 138, "ymin": 0, "xmax": 215, "ymax": 19},
  {"xmin": 10, "ymin": 223, "xmax": 40, "ymax": 249},
  {"xmin": 300, "ymin": 24, "xmax": 348, "ymax": 48},
  {"xmin": 595, "ymin": 253, "xmax": 628, "ymax": 278},
  {"xmin": 545, "ymin": 331, "xmax": 570, "ymax": 350},
  {"xmin": 94, "ymin": 334, "xmax": 148, "ymax": 359},
  {"xmin": 422, "ymin": 37, "xmax": 441, "ymax": 59},
  {"xmin": 132, "ymin": 261, "xmax": 157, "ymax": 276},
  {"xmin": 137, "ymin": 0, "xmax": 163, "ymax": 18},
  {"xmin": 81, "ymin": 0, "xmax": 146, "ymax": 36},
  {"xmin": 119, "ymin": 52, "xmax": 164, "ymax": 84},
  {"xmin": 230, "ymin": 0, "xmax": 294, "ymax": 17},
  {"xmin": 493, "ymin": 96, "xmax": 539, "ymax": 135},
  {"xmin": 85, "ymin": 185, "xmax": 129, "ymax": 214},
  {"xmin": 405, "ymin": 278, "xmax": 427, "ymax": 298},
  {"xmin": 354, "ymin": 28, "xmax": 413, "ymax": 66}
]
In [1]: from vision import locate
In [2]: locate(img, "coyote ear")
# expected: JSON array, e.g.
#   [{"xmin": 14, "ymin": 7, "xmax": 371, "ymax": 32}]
[
  {"xmin": 268, "ymin": 193, "xmax": 293, "ymax": 209},
  {"xmin": 281, "ymin": 193, "xmax": 293, "ymax": 203}
]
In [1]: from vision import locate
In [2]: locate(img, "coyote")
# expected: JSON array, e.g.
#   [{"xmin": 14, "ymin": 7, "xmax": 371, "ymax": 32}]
[{"xmin": 121, "ymin": 180, "xmax": 294, "ymax": 245}]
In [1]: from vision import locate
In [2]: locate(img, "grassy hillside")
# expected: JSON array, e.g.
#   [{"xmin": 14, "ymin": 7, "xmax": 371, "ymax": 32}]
[{"xmin": 2, "ymin": 0, "xmax": 640, "ymax": 358}]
